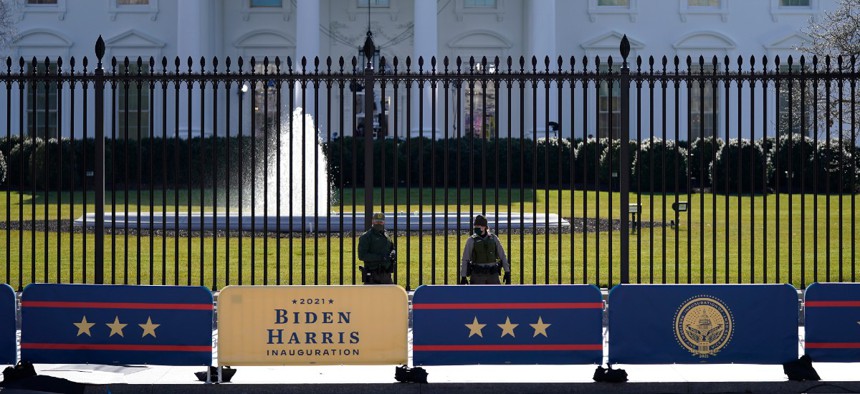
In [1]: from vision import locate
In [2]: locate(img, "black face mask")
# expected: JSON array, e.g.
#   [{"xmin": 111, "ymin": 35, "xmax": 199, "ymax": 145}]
[
  {"xmin": 372, "ymin": 224, "xmax": 384, "ymax": 232},
  {"xmin": 473, "ymin": 227, "xmax": 484, "ymax": 236}
]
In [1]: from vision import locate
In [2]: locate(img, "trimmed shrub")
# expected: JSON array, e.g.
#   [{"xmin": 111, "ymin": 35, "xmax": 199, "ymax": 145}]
[
  {"xmin": 573, "ymin": 137, "xmax": 609, "ymax": 186},
  {"xmin": 768, "ymin": 134, "xmax": 816, "ymax": 193},
  {"xmin": 688, "ymin": 137, "xmax": 723, "ymax": 189},
  {"xmin": 0, "ymin": 149, "xmax": 6, "ymax": 186},
  {"xmin": 31, "ymin": 138, "xmax": 78, "ymax": 190},
  {"xmin": 711, "ymin": 138, "xmax": 770, "ymax": 194},
  {"xmin": 598, "ymin": 139, "xmax": 637, "ymax": 189},
  {"xmin": 7, "ymin": 137, "xmax": 43, "ymax": 188},
  {"xmin": 632, "ymin": 138, "xmax": 689, "ymax": 193},
  {"xmin": 809, "ymin": 140, "xmax": 859, "ymax": 194}
]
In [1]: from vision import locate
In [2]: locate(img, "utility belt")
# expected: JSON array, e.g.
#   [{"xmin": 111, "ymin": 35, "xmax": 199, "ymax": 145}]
[
  {"xmin": 469, "ymin": 262, "xmax": 502, "ymax": 275},
  {"xmin": 362, "ymin": 263, "xmax": 392, "ymax": 274}
]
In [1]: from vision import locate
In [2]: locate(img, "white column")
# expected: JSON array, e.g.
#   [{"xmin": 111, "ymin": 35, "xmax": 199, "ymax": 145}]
[
  {"xmin": 177, "ymin": 0, "xmax": 208, "ymax": 137},
  {"xmin": 527, "ymin": 0, "xmax": 557, "ymax": 139},
  {"xmin": 411, "ymin": 0, "xmax": 438, "ymax": 138},
  {"xmin": 295, "ymin": 0, "xmax": 320, "ymax": 119}
]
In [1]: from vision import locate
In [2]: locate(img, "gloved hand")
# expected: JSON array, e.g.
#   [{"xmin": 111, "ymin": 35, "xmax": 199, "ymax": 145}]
[
  {"xmin": 389, "ymin": 249, "xmax": 397, "ymax": 262},
  {"xmin": 459, "ymin": 276, "xmax": 469, "ymax": 285},
  {"xmin": 359, "ymin": 267, "xmax": 367, "ymax": 284},
  {"xmin": 503, "ymin": 272, "xmax": 511, "ymax": 285}
]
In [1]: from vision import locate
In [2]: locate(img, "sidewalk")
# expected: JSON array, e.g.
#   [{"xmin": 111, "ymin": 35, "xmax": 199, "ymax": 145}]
[{"xmin": 18, "ymin": 327, "xmax": 860, "ymax": 394}]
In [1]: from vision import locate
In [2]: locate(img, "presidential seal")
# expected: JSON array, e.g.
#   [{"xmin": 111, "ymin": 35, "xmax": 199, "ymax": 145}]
[{"xmin": 673, "ymin": 295, "xmax": 733, "ymax": 358}]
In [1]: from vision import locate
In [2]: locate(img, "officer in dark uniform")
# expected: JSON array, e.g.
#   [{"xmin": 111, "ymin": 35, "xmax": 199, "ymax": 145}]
[
  {"xmin": 459, "ymin": 214, "xmax": 511, "ymax": 285},
  {"xmin": 358, "ymin": 212, "xmax": 395, "ymax": 284}
]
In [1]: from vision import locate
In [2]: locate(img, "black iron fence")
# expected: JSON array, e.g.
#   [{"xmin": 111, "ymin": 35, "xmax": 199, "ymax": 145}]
[{"xmin": 0, "ymin": 36, "xmax": 857, "ymax": 291}]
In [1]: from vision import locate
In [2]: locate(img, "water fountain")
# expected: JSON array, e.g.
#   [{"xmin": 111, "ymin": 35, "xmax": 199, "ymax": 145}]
[{"xmin": 75, "ymin": 108, "xmax": 569, "ymax": 233}]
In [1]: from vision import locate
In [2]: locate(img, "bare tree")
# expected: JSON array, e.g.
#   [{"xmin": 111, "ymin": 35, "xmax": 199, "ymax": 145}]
[
  {"xmin": 0, "ymin": 0, "xmax": 16, "ymax": 49},
  {"xmin": 799, "ymin": 0, "xmax": 860, "ymax": 142}
]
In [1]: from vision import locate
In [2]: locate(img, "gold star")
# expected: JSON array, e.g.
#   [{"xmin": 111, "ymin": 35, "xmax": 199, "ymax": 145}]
[
  {"xmin": 73, "ymin": 316, "xmax": 95, "ymax": 337},
  {"xmin": 106, "ymin": 316, "xmax": 127, "ymax": 337},
  {"xmin": 497, "ymin": 317, "xmax": 519, "ymax": 338},
  {"xmin": 139, "ymin": 316, "xmax": 160, "ymax": 338},
  {"xmin": 530, "ymin": 316, "xmax": 551, "ymax": 338},
  {"xmin": 465, "ymin": 317, "xmax": 487, "ymax": 338}
]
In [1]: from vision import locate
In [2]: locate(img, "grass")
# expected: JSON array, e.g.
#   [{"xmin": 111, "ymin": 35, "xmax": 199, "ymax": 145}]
[{"xmin": 0, "ymin": 187, "xmax": 857, "ymax": 291}]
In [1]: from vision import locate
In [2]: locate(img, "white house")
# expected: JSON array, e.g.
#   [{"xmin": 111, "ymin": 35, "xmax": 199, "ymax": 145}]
[{"xmin": 0, "ymin": 0, "xmax": 838, "ymax": 141}]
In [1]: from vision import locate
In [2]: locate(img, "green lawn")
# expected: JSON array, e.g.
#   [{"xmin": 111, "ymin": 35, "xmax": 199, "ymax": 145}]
[{"xmin": 0, "ymin": 188, "xmax": 857, "ymax": 290}]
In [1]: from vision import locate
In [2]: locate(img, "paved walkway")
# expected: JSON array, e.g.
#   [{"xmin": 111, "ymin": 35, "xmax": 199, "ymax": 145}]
[{"xmin": 10, "ymin": 327, "xmax": 860, "ymax": 394}]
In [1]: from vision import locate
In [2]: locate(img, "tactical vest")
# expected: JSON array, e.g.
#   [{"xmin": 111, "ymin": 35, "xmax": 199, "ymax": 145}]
[{"xmin": 470, "ymin": 234, "xmax": 498, "ymax": 264}]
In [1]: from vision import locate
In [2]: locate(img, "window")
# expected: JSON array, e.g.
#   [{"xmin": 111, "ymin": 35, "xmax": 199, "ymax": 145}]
[
  {"xmin": 598, "ymin": 66, "xmax": 621, "ymax": 139},
  {"xmin": 250, "ymin": 0, "xmax": 281, "ymax": 7},
  {"xmin": 689, "ymin": 66, "xmax": 718, "ymax": 140},
  {"xmin": 117, "ymin": 64, "xmax": 151, "ymax": 140},
  {"xmin": 464, "ymin": 65, "xmax": 497, "ymax": 139},
  {"xmin": 688, "ymin": 0, "xmax": 719, "ymax": 6},
  {"xmin": 588, "ymin": 0, "xmax": 637, "ymax": 21},
  {"xmin": 780, "ymin": 0, "xmax": 809, "ymax": 5},
  {"xmin": 27, "ymin": 0, "xmax": 57, "ymax": 4},
  {"xmin": 464, "ymin": 0, "xmax": 496, "ymax": 7},
  {"xmin": 108, "ymin": 0, "xmax": 158, "ymax": 20},
  {"xmin": 27, "ymin": 62, "xmax": 58, "ymax": 139},
  {"xmin": 358, "ymin": 0, "xmax": 390, "ymax": 7},
  {"xmin": 251, "ymin": 64, "xmax": 279, "ymax": 138},
  {"xmin": 777, "ymin": 65, "xmax": 813, "ymax": 136},
  {"xmin": 598, "ymin": 0, "xmax": 629, "ymax": 5}
]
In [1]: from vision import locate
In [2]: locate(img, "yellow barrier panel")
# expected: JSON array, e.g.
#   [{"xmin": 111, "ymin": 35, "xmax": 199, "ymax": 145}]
[{"xmin": 218, "ymin": 285, "xmax": 408, "ymax": 366}]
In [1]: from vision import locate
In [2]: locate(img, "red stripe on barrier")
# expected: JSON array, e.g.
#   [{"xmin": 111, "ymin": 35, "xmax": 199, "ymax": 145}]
[
  {"xmin": 805, "ymin": 342, "xmax": 860, "ymax": 349},
  {"xmin": 413, "ymin": 344, "xmax": 603, "ymax": 351},
  {"xmin": 21, "ymin": 301, "xmax": 212, "ymax": 310},
  {"xmin": 805, "ymin": 301, "xmax": 860, "ymax": 308},
  {"xmin": 21, "ymin": 343, "xmax": 211, "ymax": 352},
  {"xmin": 413, "ymin": 302, "xmax": 603, "ymax": 310}
]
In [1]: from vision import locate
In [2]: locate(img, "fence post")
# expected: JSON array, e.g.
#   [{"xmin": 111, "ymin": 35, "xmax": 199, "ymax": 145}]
[
  {"xmin": 362, "ymin": 33, "xmax": 376, "ymax": 229},
  {"xmin": 619, "ymin": 36, "xmax": 631, "ymax": 284},
  {"xmin": 94, "ymin": 36, "xmax": 105, "ymax": 284}
]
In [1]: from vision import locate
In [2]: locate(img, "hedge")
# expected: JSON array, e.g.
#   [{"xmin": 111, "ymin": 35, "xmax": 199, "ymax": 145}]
[
  {"xmin": 0, "ymin": 149, "xmax": 6, "ymax": 186},
  {"xmin": 688, "ymin": 137, "xmax": 723, "ymax": 188},
  {"xmin": 0, "ymin": 135, "xmax": 856, "ymax": 193},
  {"xmin": 632, "ymin": 138, "xmax": 689, "ymax": 193},
  {"xmin": 710, "ymin": 138, "xmax": 770, "ymax": 194}
]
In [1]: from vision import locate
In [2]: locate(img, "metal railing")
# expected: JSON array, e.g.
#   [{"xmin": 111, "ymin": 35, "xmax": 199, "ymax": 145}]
[{"xmin": 0, "ymin": 36, "xmax": 857, "ymax": 290}]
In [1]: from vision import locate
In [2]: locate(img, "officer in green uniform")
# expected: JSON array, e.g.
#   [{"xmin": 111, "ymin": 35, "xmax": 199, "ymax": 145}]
[
  {"xmin": 358, "ymin": 212, "xmax": 395, "ymax": 284},
  {"xmin": 459, "ymin": 214, "xmax": 511, "ymax": 285}
]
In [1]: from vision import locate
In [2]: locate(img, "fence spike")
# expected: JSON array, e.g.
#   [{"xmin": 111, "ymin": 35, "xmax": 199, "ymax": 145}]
[
  {"xmin": 82, "ymin": 56, "xmax": 88, "ymax": 69},
  {"xmin": 70, "ymin": 57, "xmax": 75, "ymax": 69},
  {"xmin": 620, "ymin": 34, "xmax": 630, "ymax": 62},
  {"xmin": 95, "ymin": 35, "xmax": 105, "ymax": 67}
]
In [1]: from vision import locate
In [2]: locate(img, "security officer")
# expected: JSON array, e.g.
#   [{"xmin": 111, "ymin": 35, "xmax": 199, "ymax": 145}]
[
  {"xmin": 459, "ymin": 214, "xmax": 511, "ymax": 285},
  {"xmin": 358, "ymin": 212, "xmax": 395, "ymax": 284}
]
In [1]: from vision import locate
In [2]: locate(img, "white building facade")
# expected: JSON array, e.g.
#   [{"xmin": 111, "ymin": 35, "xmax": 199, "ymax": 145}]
[{"xmin": 0, "ymin": 0, "xmax": 838, "ymax": 141}]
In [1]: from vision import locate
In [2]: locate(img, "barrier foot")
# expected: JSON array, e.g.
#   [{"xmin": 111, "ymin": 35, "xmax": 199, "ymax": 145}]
[
  {"xmin": 195, "ymin": 366, "xmax": 235, "ymax": 383},
  {"xmin": 394, "ymin": 365, "xmax": 428, "ymax": 383}
]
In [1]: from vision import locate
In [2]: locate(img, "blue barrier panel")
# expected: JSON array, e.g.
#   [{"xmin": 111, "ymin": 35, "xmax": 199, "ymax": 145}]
[
  {"xmin": 413, "ymin": 285, "xmax": 603, "ymax": 365},
  {"xmin": 0, "ymin": 284, "xmax": 16, "ymax": 365},
  {"xmin": 21, "ymin": 284, "xmax": 213, "ymax": 366},
  {"xmin": 608, "ymin": 284, "xmax": 798, "ymax": 364},
  {"xmin": 804, "ymin": 283, "xmax": 860, "ymax": 362}
]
